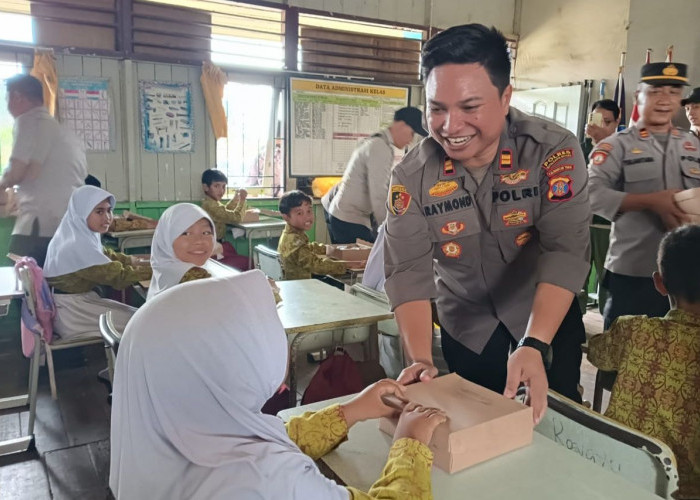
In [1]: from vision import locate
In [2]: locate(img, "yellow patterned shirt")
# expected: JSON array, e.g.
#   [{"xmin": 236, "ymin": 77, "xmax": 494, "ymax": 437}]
[
  {"xmin": 179, "ymin": 266, "xmax": 211, "ymax": 284},
  {"xmin": 277, "ymin": 224, "xmax": 346, "ymax": 280},
  {"xmin": 285, "ymin": 404, "xmax": 434, "ymax": 500},
  {"xmin": 201, "ymin": 196, "xmax": 245, "ymax": 241},
  {"xmin": 588, "ymin": 310, "xmax": 700, "ymax": 499},
  {"xmin": 47, "ymin": 248, "xmax": 152, "ymax": 293}
]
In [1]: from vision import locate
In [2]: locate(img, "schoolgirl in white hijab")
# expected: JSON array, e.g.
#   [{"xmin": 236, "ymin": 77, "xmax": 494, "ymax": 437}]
[
  {"xmin": 43, "ymin": 185, "xmax": 150, "ymax": 339},
  {"xmin": 110, "ymin": 270, "xmax": 442, "ymax": 500},
  {"xmin": 147, "ymin": 203, "xmax": 217, "ymax": 300}
]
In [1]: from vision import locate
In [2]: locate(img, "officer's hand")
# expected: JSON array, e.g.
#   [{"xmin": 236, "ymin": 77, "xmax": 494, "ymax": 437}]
[
  {"xmin": 503, "ymin": 347, "xmax": 548, "ymax": 425},
  {"xmin": 397, "ymin": 362, "xmax": 438, "ymax": 385},
  {"xmin": 647, "ymin": 189, "xmax": 689, "ymax": 229}
]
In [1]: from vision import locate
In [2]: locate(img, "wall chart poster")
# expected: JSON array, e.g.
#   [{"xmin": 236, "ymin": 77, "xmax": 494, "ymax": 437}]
[
  {"xmin": 58, "ymin": 78, "xmax": 112, "ymax": 152},
  {"xmin": 140, "ymin": 81, "xmax": 193, "ymax": 153},
  {"xmin": 289, "ymin": 77, "xmax": 409, "ymax": 177}
]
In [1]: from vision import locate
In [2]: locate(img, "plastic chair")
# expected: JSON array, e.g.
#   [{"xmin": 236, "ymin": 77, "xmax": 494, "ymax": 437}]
[
  {"xmin": 253, "ymin": 244, "xmax": 284, "ymax": 281},
  {"xmin": 536, "ymin": 390, "xmax": 679, "ymax": 499},
  {"xmin": 98, "ymin": 311, "xmax": 122, "ymax": 384},
  {"xmin": 19, "ymin": 265, "xmax": 105, "ymax": 400}
]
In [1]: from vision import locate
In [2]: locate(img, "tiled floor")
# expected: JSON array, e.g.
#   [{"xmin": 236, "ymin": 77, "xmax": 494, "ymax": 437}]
[{"xmin": 0, "ymin": 303, "xmax": 610, "ymax": 499}]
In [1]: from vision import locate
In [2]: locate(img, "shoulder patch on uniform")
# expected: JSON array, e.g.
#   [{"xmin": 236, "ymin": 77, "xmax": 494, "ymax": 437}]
[
  {"xmin": 441, "ymin": 241, "xmax": 462, "ymax": 258},
  {"xmin": 547, "ymin": 176, "xmax": 574, "ymax": 202},
  {"xmin": 515, "ymin": 231, "xmax": 531, "ymax": 247},
  {"xmin": 499, "ymin": 169, "xmax": 529, "ymax": 185},
  {"xmin": 502, "ymin": 209, "xmax": 529, "ymax": 227},
  {"xmin": 542, "ymin": 148, "xmax": 573, "ymax": 169},
  {"xmin": 499, "ymin": 149, "xmax": 513, "ymax": 170},
  {"xmin": 389, "ymin": 185, "xmax": 412, "ymax": 216},
  {"xmin": 684, "ymin": 141, "xmax": 698, "ymax": 152},
  {"xmin": 545, "ymin": 164, "xmax": 574, "ymax": 177},
  {"xmin": 441, "ymin": 221, "xmax": 465, "ymax": 236},
  {"xmin": 429, "ymin": 180, "xmax": 458, "ymax": 197},
  {"xmin": 591, "ymin": 150, "xmax": 608, "ymax": 165}
]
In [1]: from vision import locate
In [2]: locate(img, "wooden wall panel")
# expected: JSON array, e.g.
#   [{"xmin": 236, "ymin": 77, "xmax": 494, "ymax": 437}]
[{"xmin": 135, "ymin": 62, "xmax": 159, "ymax": 201}]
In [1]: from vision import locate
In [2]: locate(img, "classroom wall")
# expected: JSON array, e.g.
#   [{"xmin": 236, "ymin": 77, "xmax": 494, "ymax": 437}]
[{"xmin": 514, "ymin": 0, "xmax": 630, "ymax": 90}]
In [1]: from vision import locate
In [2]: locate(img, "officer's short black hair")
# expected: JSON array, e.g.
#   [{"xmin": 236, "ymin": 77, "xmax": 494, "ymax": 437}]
[
  {"xmin": 658, "ymin": 225, "xmax": 700, "ymax": 303},
  {"xmin": 5, "ymin": 74, "xmax": 44, "ymax": 103},
  {"xmin": 279, "ymin": 190, "xmax": 312, "ymax": 215},
  {"xmin": 591, "ymin": 99, "xmax": 621, "ymax": 121},
  {"xmin": 421, "ymin": 24, "xmax": 511, "ymax": 95},
  {"xmin": 201, "ymin": 168, "xmax": 228, "ymax": 186}
]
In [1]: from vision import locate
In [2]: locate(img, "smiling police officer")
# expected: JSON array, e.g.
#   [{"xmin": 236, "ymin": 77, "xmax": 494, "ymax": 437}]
[{"xmin": 384, "ymin": 24, "xmax": 591, "ymax": 423}]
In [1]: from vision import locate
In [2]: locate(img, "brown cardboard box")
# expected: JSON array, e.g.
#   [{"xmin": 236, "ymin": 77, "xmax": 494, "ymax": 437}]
[
  {"xmin": 379, "ymin": 373, "xmax": 533, "ymax": 473},
  {"xmin": 674, "ymin": 187, "xmax": 700, "ymax": 223},
  {"xmin": 242, "ymin": 209, "xmax": 260, "ymax": 223},
  {"xmin": 325, "ymin": 242, "xmax": 372, "ymax": 261}
]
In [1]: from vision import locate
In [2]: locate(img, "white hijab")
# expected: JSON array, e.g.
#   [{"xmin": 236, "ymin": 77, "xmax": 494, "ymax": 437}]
[
  {"xmin": 43, "ymin": 185, "xmax": 114, "ymax": 278},
  {"xmin": 147, "ymin": 203, "xmax": 216, "ymax": 300},
  {"xmin": 109, "ymin": 270, "xmax": 348, "ymax": 500}
]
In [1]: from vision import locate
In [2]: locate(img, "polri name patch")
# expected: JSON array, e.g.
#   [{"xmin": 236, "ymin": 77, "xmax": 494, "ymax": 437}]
[{"xmin": 542, "ymin": 148, "xmax": 573, "ymax": 169}]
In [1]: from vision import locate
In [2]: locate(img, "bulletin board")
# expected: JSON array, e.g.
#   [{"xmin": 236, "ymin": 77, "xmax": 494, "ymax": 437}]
[
  {"xmin": 288, "ymin": 77, "xmax": 409, "ymax": 177},
  {"xmin": 139, "ymin": 81, "xmax": 194, "ymax": 153},
  {"xmin": 58, "ymin": 78, "xmax": 113, "ymax": 152}
]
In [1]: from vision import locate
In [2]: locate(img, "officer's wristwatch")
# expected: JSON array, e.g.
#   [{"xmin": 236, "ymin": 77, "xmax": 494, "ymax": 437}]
[{"xmin": 516, "ymin": 337, "xmax": 553, "ymax": 370}]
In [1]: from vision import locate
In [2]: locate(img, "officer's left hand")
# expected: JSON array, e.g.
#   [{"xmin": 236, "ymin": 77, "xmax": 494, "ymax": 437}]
[{"xmin": 503, "ymin": 347, "xmax": 548, "ymax": 425}]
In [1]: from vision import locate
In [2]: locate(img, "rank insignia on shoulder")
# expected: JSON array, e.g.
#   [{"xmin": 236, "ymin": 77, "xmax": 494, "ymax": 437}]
[
  {"xmin": 502, "ymin": 209, "xmax": 529, "ymax": 227},
  {"xmin": 443, "ymin": 158, "xmax": 455, "ymax": 176},
  {"xmin": 515, "ymin": 231, "xmax": 531, "ymax": 247},
  {"xmin": 591, "ymin": 150, "xmax": 608, "ymax": 165},
  {"xmin": 597, "ymin": 143, "xmax": 614, "ymax": 152},
  {"xmin": 639, "ymin": 128, "xmax": 650, "ymax": 139},
  {"xmin": 630, "ymin": 148, "xmax": 644, "ymax": 154},
  {"xmin": 441, "ymin": 221, "xmax": 465, "ymax": 236},
  {"xmin": 499, "ymin": 149, "xmax": 513, "ymax": 170},
  {"xmin": 429, "ymin": 180, "xmax": 459, "ymax": 197},
  {"xmin": 684, "ymin": 141, "xmax": 698, "ymax": 152},
  {"xmin": 441, "ymin": 241, "xmax": 462, "ymax": 258},
  {"xmin": 542, "ymin": 148, "xmax": 573, "ymax": 169},
  {"xmin": 547, "ymin": 176, "xmax": 573, "ymax": 202},
  {"xmin": 390, "ymin": 185, "xmax": 412, "ymax": 216},
  {"xmin": 499, "ymin": 169, "xmax": 529, "ymax": 185}
]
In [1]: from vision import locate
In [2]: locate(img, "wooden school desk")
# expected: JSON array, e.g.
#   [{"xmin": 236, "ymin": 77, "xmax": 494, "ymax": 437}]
[
  {"xmin": 230, "ymin": 216, "xmax": 286, "ymax": 269},
  {"xmin": 279, "ymin": 395, "xmax": 662, "ymax": 500},
  {"xmin": 276, "ymin": 280, "xmax": 393, "ymax": 404},
  {"xmin": 104, "ymin": 228, "xmax": 156, "ymax": 252}
]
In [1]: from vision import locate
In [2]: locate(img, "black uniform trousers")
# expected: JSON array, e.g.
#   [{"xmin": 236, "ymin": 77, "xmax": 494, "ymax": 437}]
[
  {"xmin": 602, "ymin": 271, "xmax": 669, "ymax": 330},
  {"xmin": 8, "ymin": 219, "xmax": 52, "ymax": 267},
  {"xmin": 323, "ymin": 210, "xmax": 375, "ymax": 244},
  {"xmin": 441, "ymin": 299, "xmax": 585, "ymax": 403}
]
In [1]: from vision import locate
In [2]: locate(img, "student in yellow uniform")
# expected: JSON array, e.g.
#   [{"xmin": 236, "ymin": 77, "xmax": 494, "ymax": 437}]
[
  {"xmin": 43, "ymin": 186, "xmax": 152, "ymax": 339},
  {"xmin": 110, "ymin": 270, "xmax": 445, "ymax": 500},
  {"xmin": 277, "ymin": 190, "xmax": 349, "ymax": 280},
  {"xmin": 200, "ymin": 168, "xmax": 249, "ymax": 270},
  {"xmin": 147, "ymin": 203, "xmax": 216, "ymax": 300},
  {"xmin": 588, "ymin": 225, "xmax": 700, "ymax": 499}
]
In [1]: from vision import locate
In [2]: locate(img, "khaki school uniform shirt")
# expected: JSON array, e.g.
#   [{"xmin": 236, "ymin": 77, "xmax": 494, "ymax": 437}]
[
  {"xmin": 201, "ymin": 196, "xmax": 246, "ymax": 241},
  {"xmin": 588, "ymin": 125, "xmax": 700, "ymax": 277},
  {"xmin": 277, "ymin": 224, "xmax": 346, "ymax": 280},
  {"xmin": 384, "ymin": 107, "xmax": 591, "ymax": 354}
]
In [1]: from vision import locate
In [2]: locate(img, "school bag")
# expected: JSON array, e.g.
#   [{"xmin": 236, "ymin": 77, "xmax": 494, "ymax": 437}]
[
  {"xmin": 15, "ymin": 257, "xmax": 55, "ymax": 357},
  {"xmin": 301, "ymin": 347, "xmax": 365, "ymax": 405}
]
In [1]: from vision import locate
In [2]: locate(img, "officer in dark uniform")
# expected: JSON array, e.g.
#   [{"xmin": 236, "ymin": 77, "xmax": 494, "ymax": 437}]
[
  {"xmin": 384, "ymin": 24, "xmax": 591, "ymax": 423},
  {"xmin": 589, "ymin": 62, "xmax": 700, "ymax": 329}
]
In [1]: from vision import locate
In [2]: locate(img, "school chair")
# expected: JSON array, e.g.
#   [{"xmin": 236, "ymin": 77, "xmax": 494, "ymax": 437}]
[
  {"xmin": 535, "ymin": 390, "xmax": 679, "ymax": 499},
  {"xmin": 98, "ymin": 311, "xmax": 122, "ymax": 385},
  {"xmin": 19, "ymin": 263, "xmax": 105, "ymax": 400},
  {"xmin": 592, "ymin": 369, "xmax": 617, "ymax": 413},
  {"xmin": 253, "ymin": 244, "xmax": 284, "ymax": 281}
]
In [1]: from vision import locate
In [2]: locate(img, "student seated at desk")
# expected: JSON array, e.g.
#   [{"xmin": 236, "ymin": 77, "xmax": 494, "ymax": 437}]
[
  {"xmin": 147, "ymin": 203, "xmax": 216, "ymax": 300},
  {"xmin": 588, "ymin": 225, "xmax": 700, "ymax": 500},
  {"xmin": 278, "ymin": 190, "xmax": 351, "ymax": 280},
  {"xmin": 43, "ymin": 186, "xmax": 152, "ymax": 339},
  {"xmin": 200, "ymin": 168, "xmax": 249, "ymax": 270},
  {"xmin": 110, "ymin": 270, "xmax": 445, "ymax": 500}
]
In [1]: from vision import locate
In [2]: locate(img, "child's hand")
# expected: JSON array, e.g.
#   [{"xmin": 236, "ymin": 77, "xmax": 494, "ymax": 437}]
[
  {"xmin": 340, "ymin": 379, "xmax": 406, "ymax": 428},
  {"xmin": 343, "ymin": 260, "xmax": 366, "ymax": 270},
  {"xmin": 237, "ymin": 188, "xmax": 248, "ymax": 203},
  {"xmin": 394, "ymin": 404, "xmax": 447, "ymax": 446}
]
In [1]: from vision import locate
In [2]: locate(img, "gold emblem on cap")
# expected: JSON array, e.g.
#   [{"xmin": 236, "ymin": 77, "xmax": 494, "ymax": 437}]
[{"xmin": 662, "ymin": 64, "xmax": 679, "ymax": 76}]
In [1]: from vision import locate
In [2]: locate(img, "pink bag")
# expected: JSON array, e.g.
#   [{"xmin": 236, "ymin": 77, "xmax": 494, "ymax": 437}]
[
  {"xmin": 15, "ymin": 257, "xmax": 55, "ymax": 357},
  {"xmin": 301, "ymin": 348, "xmax": 364, "ymax": 405}
]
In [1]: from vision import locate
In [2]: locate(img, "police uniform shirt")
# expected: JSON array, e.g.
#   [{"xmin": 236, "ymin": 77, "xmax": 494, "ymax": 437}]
[
  {"xmin": 588, "ymin": 126, "xmax": 700, "ymax": 277},
  {"xmin": 384, "ymin": 107, "xmax": 591, "ymax": 354}
]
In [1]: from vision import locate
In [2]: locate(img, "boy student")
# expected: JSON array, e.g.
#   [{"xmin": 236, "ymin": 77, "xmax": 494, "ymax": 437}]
[
  {"xmin": 278, "ymin": 190, "xmax": 355, "ymax": 280},
  {"xmin": 201, "ymin": 168, "xmax": 249, "ymax": 270},
  {"xmin": 588, "ymin": 225, "xmax": 700, "ymax": 499}
]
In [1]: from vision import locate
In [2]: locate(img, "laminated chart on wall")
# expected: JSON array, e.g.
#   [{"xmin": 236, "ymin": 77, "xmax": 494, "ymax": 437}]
[
  {"xmin": 289, "ymin": 77, "xmax": 409, "ymax": 177},
  {"xmin": 58, "ymin": 78, "xmax": 112, "ymax": 151},
  {"xmin": 140, "ymin": 81, "xmax": 194, "ymax": 153}
]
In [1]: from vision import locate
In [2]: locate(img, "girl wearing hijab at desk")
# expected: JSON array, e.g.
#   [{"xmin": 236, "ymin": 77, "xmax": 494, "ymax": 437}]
[
  {"xmin": 147, "ymin": 203, "xmax": 216, "ymax": 300},
  {"xmin": 110, "ymin": 270, "xmax": 446, "ymax": 500},
  {"xmin": 43, "ymin": 185, "xmax": 151, "ymax": 340}
]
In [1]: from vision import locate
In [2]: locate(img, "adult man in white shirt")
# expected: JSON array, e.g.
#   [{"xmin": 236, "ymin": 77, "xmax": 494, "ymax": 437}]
[{"xmin": 1, "ymin": 74, "xmax": 87, "ymax": 265}]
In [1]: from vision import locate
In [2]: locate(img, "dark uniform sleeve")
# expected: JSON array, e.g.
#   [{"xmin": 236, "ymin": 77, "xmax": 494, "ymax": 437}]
[
  {"xmin": 383, "ymin": 166, "xmax": 437, "ymax": 310},
  {"xmin": 535, "ymin": 136, "xmax": 591, "ymax": 293},
  {"xmin": 588, "ymin": 138, "xmax": 627, "ymax": 221}
]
